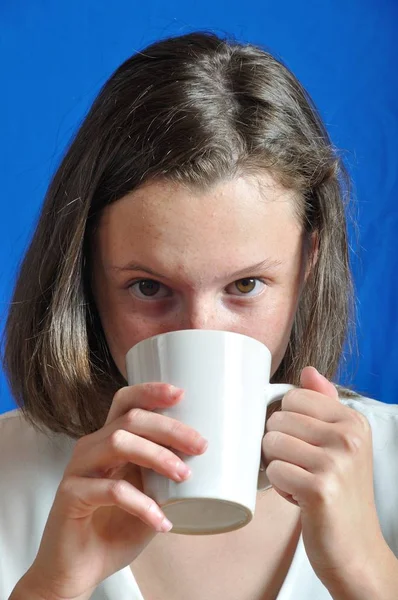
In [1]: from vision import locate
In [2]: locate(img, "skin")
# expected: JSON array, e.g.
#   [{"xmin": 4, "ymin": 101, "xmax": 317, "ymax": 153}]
[
  {"xmin": 11, "ymin": 173, "xmax": 398, "ymax": 600},
  {"xmin": 92, "ymin": 173, "xmax": 398, "ymax": 598},
  {"xmin": 92, "ymin": 174, "xmax": 309, "ymax": 378}
]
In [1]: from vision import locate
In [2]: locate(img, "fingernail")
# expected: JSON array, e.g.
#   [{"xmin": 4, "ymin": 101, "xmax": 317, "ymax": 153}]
[
  {"xmin": 190, "ymin": 437, "xmax": 208, "ymax": 453},
  {"xmin": 176, "ymin": 462, "xmax": 192, "ymax": 479},
  {"xmin": 309, "ymin": 366, "xmax": 321, "ymax": 376},
  {"xmin": 159, "ymin": 516, "xmax": 173, "ymax": 532},
  {"xmin": 165, "ymin": 386, "xmax": 184, "ymax": 402},
  {"xmin": 149, "ymin": 504, "xmax": 173, "ymax": 532},
  {"xmin": 166, "ymin": 459, "xmax": 191, "ymax": 480}
]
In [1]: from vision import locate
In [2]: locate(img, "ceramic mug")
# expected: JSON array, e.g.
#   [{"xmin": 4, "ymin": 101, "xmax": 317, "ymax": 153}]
[{"xmin": 126, "ymin": 329, "xmax": 293, "ymax": 535}]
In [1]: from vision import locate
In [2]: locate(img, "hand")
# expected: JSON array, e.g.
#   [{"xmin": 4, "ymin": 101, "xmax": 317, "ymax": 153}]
[
  {"xmin": 15, "ymin": 383, "xmax": 207, "ymax": 600},
  {"xmin": 262, "ymin": 366, "xmax": 391, "ymax": 595}
]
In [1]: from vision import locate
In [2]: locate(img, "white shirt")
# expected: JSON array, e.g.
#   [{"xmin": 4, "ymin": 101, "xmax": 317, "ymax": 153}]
[{"xmin": 1, "ymin": 397, "xmax": 398, "ymax": 600}]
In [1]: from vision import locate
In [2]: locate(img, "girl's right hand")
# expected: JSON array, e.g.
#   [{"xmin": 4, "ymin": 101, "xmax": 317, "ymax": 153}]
[{"xmin": 13, "ymin": 383, "xmax": 207, "ymax": 600}]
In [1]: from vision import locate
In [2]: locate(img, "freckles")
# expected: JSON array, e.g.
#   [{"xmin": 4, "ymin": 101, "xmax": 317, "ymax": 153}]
[
  {"xmin": 254, "ymin": 297, "xmax": 297, "ymax": 362},
  {"xmin": 104, "ymin": 315, "xmax": 151, "ymax": 378},
  {"xmin": 117, "ymin": 314, "xmax": 147, "ymax": 341},
  {"xmin": 119, "ymin": 313, "xmax": 170, "ymax": 350}
]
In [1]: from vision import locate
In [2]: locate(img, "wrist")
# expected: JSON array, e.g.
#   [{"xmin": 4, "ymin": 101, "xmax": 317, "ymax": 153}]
[
  {"xmin": 10, "ymin": 579, "xmax": 55, "ymax": 600},
  {"xmin": 326, "ymin": 546, "xmax": 398, "ymax": 600},
  {"xmin": 362, "ymin": 547, "xmax": 398, "ymax": 600},
  {"xmin": 10, "ymin": 570, "xmax": 93, "ymax": 600}
]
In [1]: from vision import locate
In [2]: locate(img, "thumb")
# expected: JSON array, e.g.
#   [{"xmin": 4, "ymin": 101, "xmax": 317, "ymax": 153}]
[{"xmin": 300, "ymin": 366, "xmax": 339, "ymax": 400}]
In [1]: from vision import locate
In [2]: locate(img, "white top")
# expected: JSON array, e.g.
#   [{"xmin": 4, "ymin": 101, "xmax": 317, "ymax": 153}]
[{"xmin": 1, "ymin": 397, "xmax": 398, "ymax": 599}]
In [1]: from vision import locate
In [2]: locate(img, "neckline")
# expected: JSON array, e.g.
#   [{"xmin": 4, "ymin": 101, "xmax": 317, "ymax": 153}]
[{"xmin": 122, "ymin": 528, "xmax": 306, "ymax": 600}]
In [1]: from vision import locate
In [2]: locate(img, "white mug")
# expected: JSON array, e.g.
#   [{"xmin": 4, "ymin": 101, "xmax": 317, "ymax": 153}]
[{"xmin": 126, "ymin": 329, "xmax": 293, "ymax": 535}]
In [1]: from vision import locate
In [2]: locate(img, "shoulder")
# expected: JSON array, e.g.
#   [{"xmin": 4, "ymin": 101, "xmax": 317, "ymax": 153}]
[
  {"xmin": 0, "ymin": 408, "xmax": 75, "ymax": 475},
  {"xmin": 0, "ymin": 407, "xmax": 75, "ymax": 504},
  {"xmin": 340, "ymin": 394, "xmax": 398, "ymax": 439},
  {"xmin": 0, "ymin": 410, "xmax": 74, "ymax": 598},
  {"xmin": 339, "ymin": 394, "xmax": 398, "ymax": 456},
  {"xmin": 0, "ymin": 410, "xmax": 77, "ymax": 596},
  {"xmin": 340, "ymin": 395, "xmax": 398, "ymax": 555},
  {"xmin": 340, "ymin": 394, "xmax": 398, "ymax": 417}
]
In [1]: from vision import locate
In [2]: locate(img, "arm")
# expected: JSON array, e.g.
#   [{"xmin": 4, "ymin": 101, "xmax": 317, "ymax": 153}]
[
  {"xmin": 9, "ymin": 570, "xmax": 93, "ymax": 600},
  {"xmin": 327, "ymin": 545, "xmax": 398, "ymax": 600}
]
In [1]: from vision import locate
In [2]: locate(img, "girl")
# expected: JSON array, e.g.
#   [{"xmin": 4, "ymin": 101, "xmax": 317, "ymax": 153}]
[{"xmin": 2, "ymin": 31, "xmax": 398, "ymax": 600}]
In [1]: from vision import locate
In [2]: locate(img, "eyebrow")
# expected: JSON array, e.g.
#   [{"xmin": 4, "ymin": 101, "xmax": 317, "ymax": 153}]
[{"xmin": 112, "ymin": 258, "xmax": 282, "ymax": 281}]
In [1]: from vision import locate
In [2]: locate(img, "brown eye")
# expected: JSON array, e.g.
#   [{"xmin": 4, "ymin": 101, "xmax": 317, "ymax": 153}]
[
  {"xmin": 138, "ymin": 280, "xmax": 160, "ymax": 296},
  {"xmin": 226, "ymin": 277, "xmax": 266, "ymax": 297},
  {"xmin": 235, "ymin": 278, "xmax": 256, "ymax": 294},
  {"xmin": 129, "ymin": 279, "xmax": 170, "ymax": 299}
]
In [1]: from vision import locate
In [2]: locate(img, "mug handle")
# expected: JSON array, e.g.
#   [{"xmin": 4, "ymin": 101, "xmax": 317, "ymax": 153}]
[{"xmin": 257, "ymin": 384, "xmax": 295, "ymax": 491}]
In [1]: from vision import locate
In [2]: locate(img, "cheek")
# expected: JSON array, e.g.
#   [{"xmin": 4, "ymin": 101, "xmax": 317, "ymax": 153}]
[
  {"xmin": 92, "ymin": 285, "xmax": 146, "ymax": 378},
  {"xmin": 269, "ymin": 292, "xmax": 302, "ymax": 374},
  {"xmin": 100, "ymin": 307, "xmax": 167, "ymax": 379},
  {"xmin": 267, "ymin": 262, "xmax": 308, "ymax": 373},
  {"xmin": 243, "ymin": 291, "xmax": 301, "ymax": 376},
  {"xmin": 267, "ymin": 311, "xmax": 297, "ymax": 375}
]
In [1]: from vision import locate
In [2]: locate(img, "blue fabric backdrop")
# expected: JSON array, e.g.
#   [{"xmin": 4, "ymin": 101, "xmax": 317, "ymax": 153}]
[{"xmin": 0, "ymin": 0, "xmax": 397, "ymax": 413}]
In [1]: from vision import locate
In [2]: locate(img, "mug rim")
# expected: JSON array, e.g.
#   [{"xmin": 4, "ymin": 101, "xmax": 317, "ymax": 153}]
[{"xmin": 125, "ymin": 329, "xmax": 271, "ymax": 360}]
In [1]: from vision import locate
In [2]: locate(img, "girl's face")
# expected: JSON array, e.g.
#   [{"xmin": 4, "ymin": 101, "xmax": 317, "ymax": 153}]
[{"xmin": 92, "ymin": 173, "xmax": 312, "ymax": 379}]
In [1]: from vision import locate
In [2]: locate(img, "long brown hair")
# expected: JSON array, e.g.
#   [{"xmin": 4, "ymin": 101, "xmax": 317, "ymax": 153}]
[{"xmin": 2, "ymin": 31, "xmax": 355, "ymax": 438}]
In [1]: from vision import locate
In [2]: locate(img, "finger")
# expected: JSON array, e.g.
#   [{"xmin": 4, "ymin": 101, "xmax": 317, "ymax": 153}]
[
  {"xmin": 262, "ymin": 431, "xmax": 328, "ymax": 473},
  {"xmin": 266, "ymin": 460, "xmax": 314, "ymax": 508},
  {"xmin": 57, "ymin": 476, "xmax": 173, "ymax": 532},
  {"xmin": 265, "ymin": 406, "xmax": 371, "ymax": 458},
  {"xmin": 72, "ymin": 429, "xmax": 197, "ymax": 482},
  {"xmin": 271, "ymin": 484, "xmax": 300, "ymax": 507},
  {"xmin": 300, "ymin": 367, "xmax": 339, "ymax": 400},
  {"xmin": 266, "ymin": 410, "xmax": 331, "ymax": 447},
  {"xmin": 105, "ymin": 383, "xmax": 184, "ymax": 426},
  {"xmin": 282, "ymin": 388, "xmax": 344, "ymax": 422},
  {"xmin": 99, "ymin": 408, "xmax": 208, "ymax": 455}
]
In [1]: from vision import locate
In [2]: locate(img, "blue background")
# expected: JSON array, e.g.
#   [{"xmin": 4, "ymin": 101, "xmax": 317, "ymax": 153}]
[{"xmin": 1, "ymin": 1, "xmax": 397, "ymax": 413}]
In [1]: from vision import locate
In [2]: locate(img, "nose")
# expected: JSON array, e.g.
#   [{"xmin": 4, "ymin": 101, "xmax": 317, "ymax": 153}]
[{"xmin": 178, "ymin": 297, "xmax": 226, "ymax": 332}]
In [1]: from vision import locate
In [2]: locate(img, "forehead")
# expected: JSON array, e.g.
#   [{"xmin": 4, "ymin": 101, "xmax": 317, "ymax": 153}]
[{"xmin": 95, "ymin": 174, "xmax": 303, "ymax": 278}]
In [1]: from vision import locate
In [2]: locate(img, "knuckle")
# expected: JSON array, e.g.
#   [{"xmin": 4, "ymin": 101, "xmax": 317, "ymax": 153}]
[
  {"xmin": 350, "ymin": 409, "xmax": 371, "ymax": 434},
  {"xmin": 263, "ymin": 430, "xmax": 281, "ymax": 448},
  {"xmin": 155, "ymin": 446, "xmax": 175, "ymax": 465},
  {"xmin": 337, "ymin": 428, "xmax": 364, "ymax": 454},
  {"xmin": 267, "ymin": 410, "xmax": 284, "ymax": 429},
  {"xmin": 108, "ymin": 479, "xmax": 128, "ymax": 502},
  {"xmin": 311, "ymin": 473, "xmax": 338, "ymax": 505},
  {"xmin": 112, "ymin": 386, "xmax": 129, "ymax": 404},
  {"xmin": 167, "ymin": 418, "xmax": 185, "ymax": 438},
  {"xmin": 265, "ymin": 460, "xmax": 278, "ymax": 478},
  {"xmin": 142, "ymin": 497, "xmax": 159, "ymax": 513},
  {"xmin": 281, "ymin": 388, "xmax": 300, "ymax": 408},
  {"xmin": 58, "ymin": 476, "xmax": 78, "ymax": 500},
  {"xmin": 125, "ymin": 407, "xmax": 146, "ymax": 427},
  {"xmin": 145, "ymin": 500, "xmax": 157, "ymax": 514},
  {"xmin": 108, "ymin": 428, "xmax": 129, "ymax": 453}
]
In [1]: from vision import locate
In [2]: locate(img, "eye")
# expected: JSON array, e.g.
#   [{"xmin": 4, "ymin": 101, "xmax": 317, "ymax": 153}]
[
  {"xmin": 129, "ymin": 279, "xmax": 170, "ymax": 299},
  {"xmin": 226, "ymin": 278, "xmax": 266, "ymax": 297}
]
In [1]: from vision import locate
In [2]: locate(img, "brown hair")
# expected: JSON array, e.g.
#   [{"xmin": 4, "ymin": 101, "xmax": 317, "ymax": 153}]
[{"xmin": 2, "ymin": 31, "xmax": 355, "ymax": 438}]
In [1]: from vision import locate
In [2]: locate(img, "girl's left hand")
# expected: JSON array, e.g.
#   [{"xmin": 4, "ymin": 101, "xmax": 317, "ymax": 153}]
[{"xmin": 262, "ymin": 366, "xmax": 393, "ymax": 595}]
